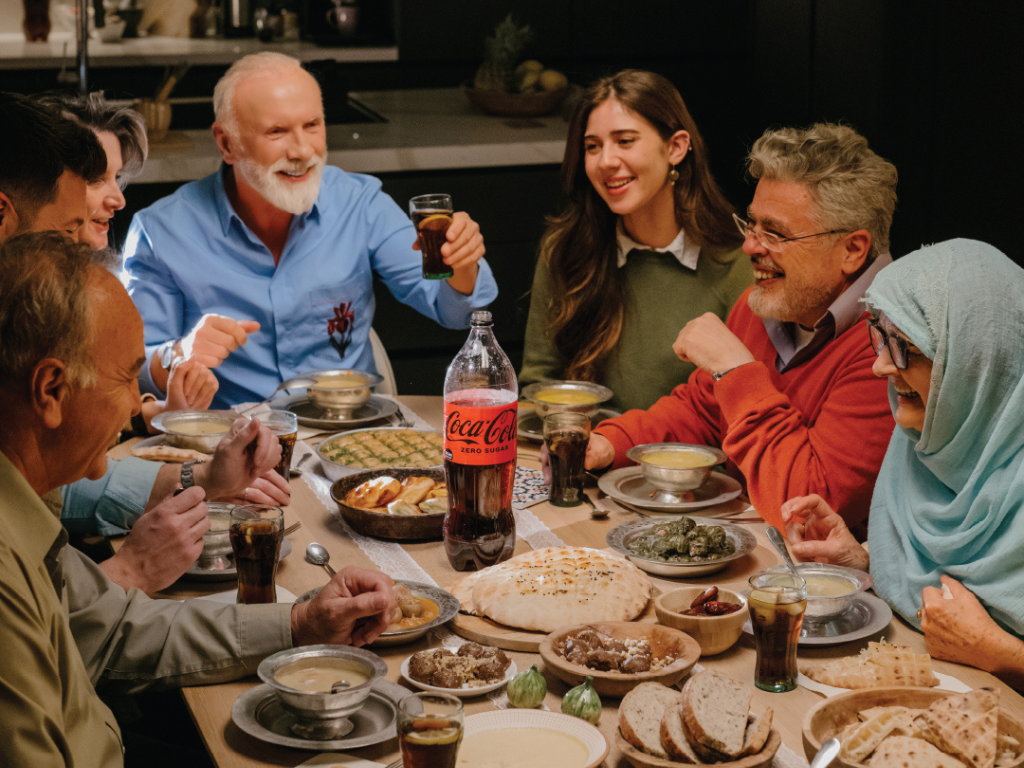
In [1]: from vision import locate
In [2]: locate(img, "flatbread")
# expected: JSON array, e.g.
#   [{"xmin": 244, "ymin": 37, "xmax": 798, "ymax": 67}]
[
  {"xmin": 450, "ymin": 571, "xmax": 483, "ymax": 616},
  {"xmin": 130, "ymin": 444, "xmax": 210, "ymax": 463},
  {"xmin": 870, "ymin": 735, "xmax": 967, "ymax": 768},
  {"xmin": 467, "ymin": 546, "xmax": 652, "ymax": 632},
  {"xmin": 914, "ymin": 689, "xmax": 998, "ymax": 768}
]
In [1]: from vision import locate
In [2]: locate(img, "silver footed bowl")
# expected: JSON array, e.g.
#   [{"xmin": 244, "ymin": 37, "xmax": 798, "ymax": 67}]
[
  {"xmin": 257, "ymin": 645, "xmax": 387, "ymax": 740},
  {"xmin": 150, "ymin": 410, "xmax": 238, "ymax": 453},
  {"xmin": 762, "ymin": 562, "xmax": 873, "ymax": 620},
  {"xmin": 627, "ymin": 442, "xmax": 726, "ymax": 498},
  {"xmin": 302, "ymin": 369, "xmax": 383, "ymax": 418},
  {"xmin": 521, "ymin": 379, "xmax": 613, "ymax": 420}
]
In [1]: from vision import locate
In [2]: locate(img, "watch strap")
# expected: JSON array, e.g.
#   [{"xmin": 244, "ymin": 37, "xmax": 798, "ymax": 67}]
[
  {"xmin": 180, "ymin": 459, "xmax": 204, "ymax": 489},
  {"xmin": 712, "ymin": 365, "xmax": 741, "ymax": 382}
]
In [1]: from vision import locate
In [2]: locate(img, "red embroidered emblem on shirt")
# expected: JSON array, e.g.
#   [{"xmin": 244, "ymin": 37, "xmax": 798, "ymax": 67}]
[{"xmin": 327, "ymin": 302, "xmax": 355, "ymax": 358}]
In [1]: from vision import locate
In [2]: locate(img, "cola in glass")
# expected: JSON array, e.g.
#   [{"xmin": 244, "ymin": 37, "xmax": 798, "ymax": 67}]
[{"xmin": 442, "ymin": 310, "xmax": 518, "ymax": 571}]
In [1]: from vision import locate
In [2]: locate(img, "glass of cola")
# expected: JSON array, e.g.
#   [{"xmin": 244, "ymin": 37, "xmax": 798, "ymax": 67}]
[{"xmin": 543, "ymin": 411, "xmax": 591, "ymax": 507}]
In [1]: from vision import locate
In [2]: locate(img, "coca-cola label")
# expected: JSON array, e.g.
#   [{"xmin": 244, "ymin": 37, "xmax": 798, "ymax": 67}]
[{"xmin": 444, "ymin": 397, "xmax": 518, "ymax": 465}]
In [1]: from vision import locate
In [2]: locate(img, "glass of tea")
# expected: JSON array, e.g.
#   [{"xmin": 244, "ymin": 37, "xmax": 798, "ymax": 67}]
[
  {"xmin": 229, "ymin": 504, "xmax": 284, "ymax": 604},
  {"xmin": 258, "ymin": 410, "xmax": 298, "ymax": 479},
  {"xmin": 748, "ymin": 571, "xmax": 807, "ymax": 692},
  {"xmin": 398, "ymin": 692, "xmax": 464, "ymax": 768},
  {"xmin": 409, "ymin": 194, "xmax": 455, "ymax": 280},
  {"xmin": 543, "ymin": 411, "xmax": 591, "ymax": 507}
]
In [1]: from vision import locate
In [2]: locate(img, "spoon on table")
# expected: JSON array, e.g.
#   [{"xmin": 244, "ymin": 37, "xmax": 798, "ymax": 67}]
[
  {"xmin": 766, "ymin": 526, "xmax": 803, "ymax": 580},
  {"xmin": 809, "ymin": 737, "xmax": 840, "ymax": 768},
  {"xmin": 305, "ymin": 542, "xmax": 336, "ymax": 577}
]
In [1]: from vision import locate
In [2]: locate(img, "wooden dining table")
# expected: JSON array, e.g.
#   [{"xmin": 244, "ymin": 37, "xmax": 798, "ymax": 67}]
[{"xmin": 109, "ymin": 395, "xmax": 1024, "ymax": 768}]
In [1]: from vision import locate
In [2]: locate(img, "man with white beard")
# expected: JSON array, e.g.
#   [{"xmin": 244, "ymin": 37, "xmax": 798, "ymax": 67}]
[
  {"xmin": 582, "ymin": 124, "xmax": 898, "ymax": 537},
  {"xmin": 122, "ymin": 53, "xmax": 497, "ymax": 407}
]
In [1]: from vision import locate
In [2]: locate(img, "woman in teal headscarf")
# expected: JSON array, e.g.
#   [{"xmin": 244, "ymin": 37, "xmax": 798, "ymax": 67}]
[{"xmin": 781, "ymin": 239, "xmax": 1024, "ymax": 686}]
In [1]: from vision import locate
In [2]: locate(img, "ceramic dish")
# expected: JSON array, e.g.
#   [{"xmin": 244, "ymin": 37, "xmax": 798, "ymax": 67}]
[
  {"xmin": 316, "ymin": 427, "xmax": 443, "ymax": 481},
  {"xmin": 230, "ymin": 679, "xmax": 407, "ymax": 751},
  {"xmin": 599, "ymin": 468, "xmax": 743, "ymax": 512},
  {"xmin": 741, "ymin": 592, "xmax": 893, "ymax": 646},
  {"xmin": 539, "ymin": 621, "xmax": 701, "ymax": 698},
  {"xmin": 801, "ymin": 687, "xmax": 1024, "ymax": 768},
  {"xmin": 329, "ymin": 467, "xmax": 445, "ymax": 541},
  {"xmin": 458, "ymin": 709, "xmax": 609, "ymax": 768},
  {"xmin": 617, "ymin": 728, "xmax": 781, "ymax": 768},
  {"xmin": 606, "ymin": 516, "xmax": 757, "ymax": 577},
  {"xmin": 295, "ymin": 580, "xmax": 459, "ymax": 647},
  {"xmin": 400, "ymin": 655, "xmax": 516, "ymax": 698},
  {"xmin": 183, "ymin": 536, "xmax": 292, "ymax": 582},
  {"xmin": 517, "ymin": 408, "xmax": 621, "ymax": 442},
  {"xmin": 273, "ymin": 394, "xmax": 398, "ymax": 431}
]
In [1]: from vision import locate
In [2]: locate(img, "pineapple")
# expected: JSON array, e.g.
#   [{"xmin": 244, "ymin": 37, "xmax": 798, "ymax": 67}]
[{"xmin": 473, "ymin": 15, "xmax": 533, "ymax": 92}]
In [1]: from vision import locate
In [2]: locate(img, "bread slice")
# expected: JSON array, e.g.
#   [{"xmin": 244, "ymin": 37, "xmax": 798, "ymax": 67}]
[
  {"xmin": 680, "ymin": 670, "xmax": 752, "ymax": 758},
  {"xmin": 914, "ymin": 689, "xmax": 998, "ymax": 768},
  {"xmin": 870, "ymin": 735, "xmax": 968, "ymax": 768},
  {"xmin": 738, "ymin": 707, "xmax": 774, "ymax": 757},
  {"xmin": 660, "ymin": 703, "xmax": 704, "ymax": 764},
  {"xmin": 619, "ymin": 682, "xmax": 681, "ymax": 759}
]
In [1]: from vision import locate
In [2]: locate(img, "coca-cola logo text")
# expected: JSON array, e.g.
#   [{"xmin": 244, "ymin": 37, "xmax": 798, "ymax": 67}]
[{"xmin": 445, "ymin": 406, "xmax": 517, "ymax": 446}]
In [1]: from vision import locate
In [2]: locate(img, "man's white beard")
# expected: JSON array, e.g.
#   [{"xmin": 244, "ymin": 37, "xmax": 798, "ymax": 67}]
[{"xmin": 235, "ymin": 153, "xmax": 325, "ymax": 215}]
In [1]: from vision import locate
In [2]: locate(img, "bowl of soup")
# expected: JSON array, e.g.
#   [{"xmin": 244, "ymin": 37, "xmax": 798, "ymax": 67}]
[
  {"xmin": 151, "ymin": 410, "xmax": 238, "ymax": 453},
  {"xmin": 522, "ymin": 380, "xmax": 614, "ymax": 420},
  {"xmin": 305, "ymin": 369, "xmax": 383, "ymax": 418},
  {"xmin": 257, "ymin": 645, "xmax": 387, "ymax": 739},
  {"xmin": 763, "ymin": 562, "xmax": 872, "ymax": 620},
  {"xmin": 194, "ymin": 502, "xmax": 235, "ymax": 570},
  {"xmin": 627, "ymin": 443, "xmax": 726, "ymax": 495}
]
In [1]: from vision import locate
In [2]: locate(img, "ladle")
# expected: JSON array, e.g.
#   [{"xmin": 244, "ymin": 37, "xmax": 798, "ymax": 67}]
[
  {"xmin": 305, "ymin": 542, "xmax": 336, "ymax": 577},
  {"xmin": 766, "ymin": 526, "xmax": 803, "ymax": 581}
]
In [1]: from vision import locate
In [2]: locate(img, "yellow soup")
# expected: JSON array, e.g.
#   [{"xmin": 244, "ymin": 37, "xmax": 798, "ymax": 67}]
[
  {"xmin": 315, "ymin": 373, "xmax": 368, "ymax": 389},
  {"xmin": 804, "ymin": 575, "xmax": 857, "ymax": 597},
  {"xmin": 168, "ymin": 420, "xmax": 230, "ymax": 435},
  {"xmin": 641, "ymin": 450, "xmax": 715, "ymax": 469},
  {"xmin": 534, "ymin": 389, "xmax": 601, "ymax": 405},
  {"xmin": 274, "ymin": 658, "xmax": 370, "ymax": 692},
  {"xmin": 456, "ymin": 728, "xmax": 589, "ymax": 768}
]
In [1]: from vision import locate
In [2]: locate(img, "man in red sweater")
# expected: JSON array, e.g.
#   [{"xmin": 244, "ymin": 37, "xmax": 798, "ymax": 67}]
[{"xmin": 586, "ymin": 124, "xmax": 897, "ymax": 534}]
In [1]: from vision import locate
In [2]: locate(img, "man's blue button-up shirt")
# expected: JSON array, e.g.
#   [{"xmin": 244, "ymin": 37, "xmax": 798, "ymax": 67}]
[{"xmin": 123, "ymin": 165, "xmax": 498, "ymax": 407}]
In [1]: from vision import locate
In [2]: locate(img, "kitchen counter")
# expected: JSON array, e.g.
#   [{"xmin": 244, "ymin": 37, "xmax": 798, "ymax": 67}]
[
  {"xmin": 0, "ymin": 32, "xmax": 397, "ymax": 69},
  {"xmin": 136, "ymin": 87, "xmax": 569, "ymax": 183}
]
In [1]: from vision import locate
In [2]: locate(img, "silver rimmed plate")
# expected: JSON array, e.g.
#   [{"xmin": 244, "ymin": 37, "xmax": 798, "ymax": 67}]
[
  {"xmin": 517, "ymin": 408, "xmax": 621, "ymax": 442},
  {"xmin": 273, "ymin": 394, "xmax": 398, "ymax": 431},
  {"xmin": 295, "ymin": 580, "xmax": 460, "ymax": 647},
  {"xmin": 182, "ymin": 537, "xmax": 293, "ymax": 582},
  {"xmin": 230, "ymin": 678, "xmax": 407, "ymax": 750},
  {"xmin": 742, "ymin": 592, "xmax": 893, "ymax": 646},
  {"xmin": 599, "ymin": 467, "xmax": 742, "ymax": 512},
  {"xmin": 400, "ymin": 656, "xmax": 516, "ymax": 698},
  {"xmin": 606, "ymin": 516, "xmax": 757, "ymax": 577}
]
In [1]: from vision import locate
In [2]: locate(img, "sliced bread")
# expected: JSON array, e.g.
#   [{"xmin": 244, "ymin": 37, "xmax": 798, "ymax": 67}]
[
  {"xmin": 660, "ymin": 703, "xmax": 704, "ymax": 764},
  {"xmin": 619, "ymin": 682, "xmax": 681, "ymax": 759},
  {"xmin": 738, "ymin": 707, "xmax": 774, "ymax": 757},
  {"xmin": 680, "ymin": 670, "xmax": 752, "ymax": 758}
]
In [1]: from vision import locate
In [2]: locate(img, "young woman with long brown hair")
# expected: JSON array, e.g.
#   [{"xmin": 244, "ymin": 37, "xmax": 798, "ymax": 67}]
[{"xmin": 520, "ymin": 70, "xmax": 752, "ymax": 412}]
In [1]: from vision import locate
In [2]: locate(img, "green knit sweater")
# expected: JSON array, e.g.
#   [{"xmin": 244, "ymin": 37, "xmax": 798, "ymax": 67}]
[{"xmin": 519, "ymin": 247, "xmax": 753, "ymax": 413}]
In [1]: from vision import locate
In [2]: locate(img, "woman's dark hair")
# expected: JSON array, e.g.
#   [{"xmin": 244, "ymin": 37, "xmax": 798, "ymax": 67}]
[
  {"xmin": 35, "ymin": 91, "xmax": 149, "ymax": 187},
  {"xmin": 542, "ymin": 69, "xmax": 741, "ymax": 383}
]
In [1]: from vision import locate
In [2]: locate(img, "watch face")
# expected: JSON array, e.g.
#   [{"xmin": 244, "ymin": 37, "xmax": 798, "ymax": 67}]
[{"xmin": 161, "ymin": 342, "xmax": 176, "ymax": 370}]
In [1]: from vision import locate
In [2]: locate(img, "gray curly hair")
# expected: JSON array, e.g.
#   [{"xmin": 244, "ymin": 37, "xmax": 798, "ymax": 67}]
[{"xmin": 747, "ymin": 123, "xmax": 898, "ymax": 261}]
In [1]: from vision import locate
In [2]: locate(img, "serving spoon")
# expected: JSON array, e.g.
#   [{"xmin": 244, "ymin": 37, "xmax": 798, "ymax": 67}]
[
  {"xmin": 305, "ymin": 542, "xmax": 336, "ymax": 577},
  {"xmin": 766, "ymin": 526, "xmax": 803, "ymax": 581},
  {"xmin": 809, "ymin": 737, "xmax": 840, "ymax": 768}
]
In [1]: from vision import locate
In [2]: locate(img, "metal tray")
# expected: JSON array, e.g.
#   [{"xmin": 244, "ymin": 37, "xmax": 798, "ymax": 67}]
[{"xmin": 598, "ymin": 467, "xmax": 743, "ymax": 512}]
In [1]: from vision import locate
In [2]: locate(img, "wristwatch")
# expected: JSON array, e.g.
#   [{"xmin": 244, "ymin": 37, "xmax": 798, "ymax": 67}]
[
  {"xmin": 180, "ymin": 459, "xmax": 205, "ymax": 490},
  {"xmin": 158, "ymin": 340, "xmax": 178, "ymax": 371},
  {"xmin": 712, "ymin": 366, "xmax": 740, "ymax": 382}
]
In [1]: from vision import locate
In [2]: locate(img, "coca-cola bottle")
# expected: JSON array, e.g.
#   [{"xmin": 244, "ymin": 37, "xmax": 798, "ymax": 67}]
[{"xmin": 442, "ymin": 310, "xmax": 518, "ymax": 571}]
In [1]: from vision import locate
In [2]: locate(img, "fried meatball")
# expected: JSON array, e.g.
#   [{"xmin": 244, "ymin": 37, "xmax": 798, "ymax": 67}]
[
  {"xmin": 585, "ymin": 649, "xmax": 624, "ymax": 671},
  {"xmin": 408, "ymin": 650, "xmax": 443, "ymax": 681},
  {"xmin": 574, "ymin": 629, "xmax": 602, "ymax": 649},
  {"xmin": 456, "ymin": 642, "xmax": 487, "ymax": 659},
  {"xmin": 620, "ymin": 654, "xmax": 652, "ymax": 674},
  {"xmin": 432, "ymin": 668, "xmax": 464, "ymax": 689}
]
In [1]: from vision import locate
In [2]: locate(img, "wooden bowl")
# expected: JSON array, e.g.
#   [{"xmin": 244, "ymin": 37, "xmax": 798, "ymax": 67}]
[
  {"xmin": 538, "ymin": 622, "xmax": 700, "ymax": 698},
  {"xmin": 801, "ymin": 687, "xmax": 1024, "ymax": 767},
  {"xmin": 462, "ymin": 84, "xmax": 568, "ymax": 117},
  {"xmin": 655, "ymin": 587, "xmax": 748, "ymax": 655},
  {"xmin": 329, "ymin": 467, "xmax": 445, "ymax": 541},
  {"xmin": 616, "ymin": 729, "xmax": 781, "ymax": 768}
]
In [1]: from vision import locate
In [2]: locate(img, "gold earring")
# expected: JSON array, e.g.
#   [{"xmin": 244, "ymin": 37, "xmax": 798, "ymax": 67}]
[{"xmin": 668, "ymin": 165, "xmax": 679, "ymax": 185}]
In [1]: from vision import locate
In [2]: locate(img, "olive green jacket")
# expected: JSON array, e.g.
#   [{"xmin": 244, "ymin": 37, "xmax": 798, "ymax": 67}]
[{"xmin": 0, "ymin": 452, "xmax": 293, "ymax": 766}]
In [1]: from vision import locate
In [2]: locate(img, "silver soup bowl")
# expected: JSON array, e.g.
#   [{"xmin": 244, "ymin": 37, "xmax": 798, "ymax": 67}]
[
  {"xmin": 627, "ymin": 443, "xmax": 726, "ymax": 497},
  {"xmin": 521, "ymin": 380, "xmax": 613, "ymax": 420}
]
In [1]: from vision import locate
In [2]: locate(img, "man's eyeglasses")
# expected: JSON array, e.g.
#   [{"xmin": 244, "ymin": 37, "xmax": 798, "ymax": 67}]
[
  {"xmin": 867, "ymin": 317, "xmax": 910, "ymax": 370},
  {"xmin": 732, "ymin": 213, "xmax": 850, "ymax": 252}
]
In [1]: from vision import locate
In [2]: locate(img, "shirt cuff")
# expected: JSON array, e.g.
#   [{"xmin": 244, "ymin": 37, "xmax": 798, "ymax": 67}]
[
  {"xmin": 138, "ymin": 345, "xmax": 164, "ymax": 397},
  {"xmin": 435, "ymin": 259, "xmax": 499, "ymax": 328},
  {"xmin": 60, "ymin": 457, "xmax": 163, "ymax": 537}
]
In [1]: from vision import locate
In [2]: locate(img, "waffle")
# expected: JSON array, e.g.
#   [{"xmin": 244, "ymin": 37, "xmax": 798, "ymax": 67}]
[
  {"xmin": 803, "ymin": 640, "xmax": 939, "ymax": 689},
  {"xmin": 914, "ymin": 689, "xmax": 999, "ymax": 768}
]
